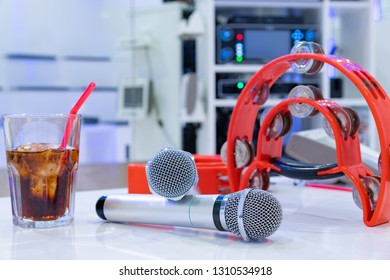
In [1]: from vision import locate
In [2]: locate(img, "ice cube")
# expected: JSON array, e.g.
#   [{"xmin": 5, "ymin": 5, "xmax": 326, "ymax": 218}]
[
  {"xmin": 17, "ymin": 143, "xmax": 51, "ymax": 152},
  {"xmin": 37, "ymin": 161, "xmax": 61, "ymax": 177},
  {"xmin": 30, "ymin": 174, "xmax": 58, "ymax": 200},
  {"xmin": 47, "ymin": 176, "xmax": 58, "ymax": 200},
  {"xmin": 30, "ymin": 175, "xmax": 44, "ymax": 199}
]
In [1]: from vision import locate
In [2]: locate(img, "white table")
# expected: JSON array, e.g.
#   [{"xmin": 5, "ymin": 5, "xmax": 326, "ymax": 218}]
[{"xmin": 1, "ymin": 177, "xmax": 390, "ymax": 260}]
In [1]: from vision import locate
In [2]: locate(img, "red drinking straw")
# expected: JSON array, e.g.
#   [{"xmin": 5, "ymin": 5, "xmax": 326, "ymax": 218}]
[{"xmin": 59, "ymin": 82, "xmax": 96, "ymax": 149}]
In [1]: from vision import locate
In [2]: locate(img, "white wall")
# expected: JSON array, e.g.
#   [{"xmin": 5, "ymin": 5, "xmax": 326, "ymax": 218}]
[
  {"xmin": 0, "ymin": 0, "xmax": 163, "ymax": 120},
  {"xmin": 373, "ymin": 2, "xmax": 390, "ymax": 95},
  {"xmin": 0, "ymin": 0, "xmax": 162, "ymax": 164}
]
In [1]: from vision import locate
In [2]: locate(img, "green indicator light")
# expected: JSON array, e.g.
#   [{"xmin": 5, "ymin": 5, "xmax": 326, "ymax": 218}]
[
  {"xmin": 236, "ymin": 56, "xmax": 243, "ymax": 62},
  {"xmin": 237, "ymin": 82, "xmax": 244, "ymax": 89}
]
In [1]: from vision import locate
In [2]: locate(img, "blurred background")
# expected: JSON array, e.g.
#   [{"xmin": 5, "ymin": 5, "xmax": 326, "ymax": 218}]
[{"xmin": 0, "ymin": 0, "xmax": 389, "ymax": 194}]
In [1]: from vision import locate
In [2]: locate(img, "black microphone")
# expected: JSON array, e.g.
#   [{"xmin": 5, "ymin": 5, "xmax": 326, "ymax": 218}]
[{"xmin": 96, "ymin": 188, "xmax": 283, "ymax": 242}]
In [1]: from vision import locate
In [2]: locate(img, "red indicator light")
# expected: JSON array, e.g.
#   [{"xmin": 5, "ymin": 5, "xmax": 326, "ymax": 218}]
[{"xmin": 236, "ymin": 34, "xmax": 243, "ymax": 41}]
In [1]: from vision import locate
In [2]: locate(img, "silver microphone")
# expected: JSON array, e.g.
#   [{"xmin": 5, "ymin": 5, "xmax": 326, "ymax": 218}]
[
  {"xmin": 96, "ymin": 188, "xmax": 283, "ymax": 242},
  {"xmin": 145, "ymin": 147, "xmax": 198, "ymax": 200}
]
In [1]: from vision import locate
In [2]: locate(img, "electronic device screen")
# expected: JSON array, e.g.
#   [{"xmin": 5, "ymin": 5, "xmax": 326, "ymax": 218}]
[
  {"xmin": 216, "ymin": 23, "xmax": 318, "ymax": 64},
  {"xmin": 117, "ymin": 79, "xmax": 150, "ymax": 119},
  {"xmin": 244, "ymin": 30, "xmax": 291, "ymax": 62},
  {"xmin": 124, "ymin": 87, "xmax": 143, "ymax": 109}
]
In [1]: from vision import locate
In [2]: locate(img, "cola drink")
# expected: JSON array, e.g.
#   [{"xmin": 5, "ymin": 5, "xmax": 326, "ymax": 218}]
[{"xmin": 6, "ymin": 143, "xmax": 79, "ymax": 221}]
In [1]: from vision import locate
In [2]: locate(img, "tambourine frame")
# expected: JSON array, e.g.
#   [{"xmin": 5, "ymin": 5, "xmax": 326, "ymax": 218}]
[{"xmin": 225, "ymin": 52, "xmax": 390, "ymax": 227}]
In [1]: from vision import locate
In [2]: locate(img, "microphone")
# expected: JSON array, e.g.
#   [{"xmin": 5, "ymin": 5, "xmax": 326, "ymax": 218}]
[
  {"xmin": 145, "ymin": 147, "xmax": 198, "ymax": 200},
  {"xmin": 96, "ymin": 188, "xmax": 283, "ymax": 242}
]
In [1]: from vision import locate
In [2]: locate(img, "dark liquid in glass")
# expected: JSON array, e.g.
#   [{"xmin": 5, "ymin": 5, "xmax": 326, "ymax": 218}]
[{"xmin": 6, "ymin": 144, "xmax": 79, "ymax": 221}]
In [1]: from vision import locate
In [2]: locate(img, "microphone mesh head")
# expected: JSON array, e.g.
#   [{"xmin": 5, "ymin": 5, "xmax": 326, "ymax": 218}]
[
  {"xmin": 224, "ymin": 188, "xmax": 283, "ymax": 240},
  {"xmin": 146, "ymin": 148, "xmax": 198, "ymax": 200}
]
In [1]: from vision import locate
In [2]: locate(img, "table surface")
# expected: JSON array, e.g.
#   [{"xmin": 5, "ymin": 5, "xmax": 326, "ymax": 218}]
[{"xmin": 1, "ymin": 176, "xmax": 390, "ymax": 260}]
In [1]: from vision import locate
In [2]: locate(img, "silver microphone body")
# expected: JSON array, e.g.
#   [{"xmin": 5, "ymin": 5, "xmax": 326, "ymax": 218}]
[
  {"xmin": 97, "ymin": 194, "xmax": 221, "ymax": 230},
  {"xmin": 96, "ymin": 188, "xmax": 283, "ymax": 241}
]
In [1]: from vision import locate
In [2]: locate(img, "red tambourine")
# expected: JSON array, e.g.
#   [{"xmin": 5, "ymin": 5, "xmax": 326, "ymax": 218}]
[{"xmin": 222, "ymin": 41, "xmax": 390, "ymax": 227}]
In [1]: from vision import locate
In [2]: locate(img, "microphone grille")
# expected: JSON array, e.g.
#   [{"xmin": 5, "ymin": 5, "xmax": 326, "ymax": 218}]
[
  {"xmin": 146, "ymin": 147, "xmax": 198, "ymax": 200},
  {"xmin": 224, "ymin": 188, "xmax": 283, "ymax": 240}
]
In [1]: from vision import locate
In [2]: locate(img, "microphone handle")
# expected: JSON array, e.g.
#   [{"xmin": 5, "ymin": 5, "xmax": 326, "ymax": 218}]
[{"xmin": 96, "ymin": 194, "xmax": 226, "ymax": 231}]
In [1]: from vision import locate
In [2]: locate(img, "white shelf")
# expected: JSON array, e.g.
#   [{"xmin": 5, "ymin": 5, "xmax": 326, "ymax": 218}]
[
  {"xmin": 213, "ymin": 64, "xmax": 262, "ymax": 73},
  {"xmin": 331, "ymin": 98, "xmax": 368, "ymax": 107},
  {"xmin": 213, "ymin": 99, "xmax": 236, "ymax": 108},
  {"xmin": 214, "ymin": 98, "xmax": 292, "ymax": 108},
  {"xmin": 329, "ymin": 1, "xmax": 370, "ymax": 10},
  {"xmin": 215, "ymin": 1, "xmax": 322, "ymax": 9}
]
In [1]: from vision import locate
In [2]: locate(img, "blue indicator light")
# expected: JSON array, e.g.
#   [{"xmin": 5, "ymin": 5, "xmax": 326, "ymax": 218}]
[
  {"xmin": 220, "ymin": 48, "xmax": 233, "ymax": 61},
  {"xmin": 291, "ymin": 29, "xmax": 304, "ymax": 43},
  {"xmin": 305, "ymin": 30, "xmax": 317, "ymax": 42},
  {"xmin": 220, "ymin": 29, "xmax": 233, "ymax": 42},
  {"xmin": 235, "ymin": 43, "xmax": 244, "ymax": 56}
]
